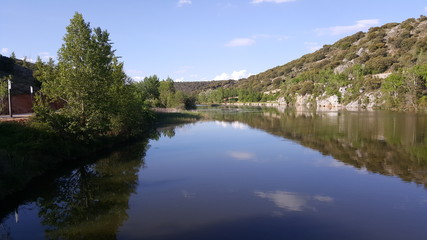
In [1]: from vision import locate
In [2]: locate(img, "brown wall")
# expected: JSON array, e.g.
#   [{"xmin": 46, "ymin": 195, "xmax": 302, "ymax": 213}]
[{"xmin": 1, "ymin": 94, "xmax": 34, "ymax": 114}]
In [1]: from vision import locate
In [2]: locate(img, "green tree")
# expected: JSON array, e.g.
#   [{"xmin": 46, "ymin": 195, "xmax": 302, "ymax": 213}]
[
  {"xmin": 0, "ymin": 75, "xmax": 11, "ymax": 113},
  {"xmin": 10, "ymin": 52, "xmax": 16, "ymax": 61},
  {"xmin": 133, "ymin": 75, "xmax": 160, "ymax": 107},
  {"xmin": 142, "ymin": 75, "xmax": 160, "ymax": 99},
  {"xmin": 159, "ymin": 77, "xmax": 176, "ymax": 107},
  {"xmin": 34, "ymin": 12, "xmax": 149, "ymax": 140}
]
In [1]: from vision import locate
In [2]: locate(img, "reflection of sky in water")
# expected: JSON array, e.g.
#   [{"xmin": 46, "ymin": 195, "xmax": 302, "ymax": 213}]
[
  {"xmin": 119, "ymin": 121, "xmax": 427, "ymax": 239},
  {"xmin": 255, "ymin": 191, "xmax": 334, "ymax": 212},
  {"xmin": 215, "ymin": 120, "xmax": 249, "ymax": 130},
  {"xmin": 3, "ymin": 111, "xmax": 427, "ymax": 240}
]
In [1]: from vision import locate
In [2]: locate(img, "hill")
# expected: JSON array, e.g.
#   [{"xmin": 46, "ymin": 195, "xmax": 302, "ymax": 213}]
[
  {"xmin": 201, "ymin": 15, "xmax": 427, "ymax": 110},
  {"xmin": 0, "ymin": 55, "xmax": 39, "ymax": 95},
  {"xmin": 174, "ymin": 80, "xmax": 237, "ymax": 95}
]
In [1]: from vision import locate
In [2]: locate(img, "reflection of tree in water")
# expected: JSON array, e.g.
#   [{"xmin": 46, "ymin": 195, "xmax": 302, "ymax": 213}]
[
  {"xmin": 205, "ymin": 107, "xmax": 427, "ymax": 187},
  {"xmin": 37, "ymin": 140, "xmax": 150, "ymax": 239},
  {"xmin": 0, "ymin": 220, "xmax": 11, "ymax": 240}
]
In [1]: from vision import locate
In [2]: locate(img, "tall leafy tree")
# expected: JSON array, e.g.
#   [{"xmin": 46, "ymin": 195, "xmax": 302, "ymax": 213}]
[
  {"xmin": 142, "ymin": 75, "xmax": 160, "ymax": 99},
  {"xmin": 159, "ymin": 77, "xmax": 176, "ymax": 107},
  {"xmin": 35, "ymin": 12, "xmax": 149, "ymax": 140}
]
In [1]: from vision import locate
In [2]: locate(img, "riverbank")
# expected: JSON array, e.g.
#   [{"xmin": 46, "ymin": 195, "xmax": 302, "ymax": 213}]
[{"xmin": 0, "ymin": 110, "xmax": 202, "ymax": 200}]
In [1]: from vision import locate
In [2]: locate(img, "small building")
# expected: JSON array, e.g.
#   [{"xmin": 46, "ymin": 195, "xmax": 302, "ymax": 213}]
[{"xmin": 0, "ymin": 55, "xmax": 40, "ymax": 114}]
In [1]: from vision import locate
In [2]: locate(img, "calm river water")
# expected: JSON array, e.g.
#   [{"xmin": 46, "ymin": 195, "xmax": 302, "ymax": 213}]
[{"xmin": 1, "ymin": 106, "xmax": 427, "ymax": 239}]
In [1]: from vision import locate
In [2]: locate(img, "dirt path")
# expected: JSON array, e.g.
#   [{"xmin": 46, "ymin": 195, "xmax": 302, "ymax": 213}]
[{"xmin": 0, "ymin": 113, "xmax": 33, "ymax": 122}]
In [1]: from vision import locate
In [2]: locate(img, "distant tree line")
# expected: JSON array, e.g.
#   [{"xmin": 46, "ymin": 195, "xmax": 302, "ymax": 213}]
[{"xmin": 133, "ymin": 75, "xmax": 196, "ymax": 109}]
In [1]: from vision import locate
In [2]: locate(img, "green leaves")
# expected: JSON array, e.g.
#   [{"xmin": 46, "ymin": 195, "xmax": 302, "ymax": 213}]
[{"xmin": 34, "ymin": 12, "xmax": 151, "ymax": 141}]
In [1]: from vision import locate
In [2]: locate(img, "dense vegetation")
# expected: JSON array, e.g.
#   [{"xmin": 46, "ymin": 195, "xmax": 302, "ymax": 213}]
[
  {"xmin": 174, "ymin": 80, "xmax": 236, "ymax": 94},
  {"xmin": 133, "ymin": 75, "xmax": 196, "ymax": 109},
  {"xmin": 196, "ymin": 16, "xmax": 427, "ymax": 110},
  {"xmin": 0, "ymin": 13, "xmax": 198, "ymax": 200},
  {"xmin": 33, "ymin": 13, "xmax": 152, "ymax": 141}
]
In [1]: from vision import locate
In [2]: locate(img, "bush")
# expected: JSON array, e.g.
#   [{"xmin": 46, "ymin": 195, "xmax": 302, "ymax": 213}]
[{"xmin": 365, "ymin": 56, "xmax": 396, "ymax": 73}]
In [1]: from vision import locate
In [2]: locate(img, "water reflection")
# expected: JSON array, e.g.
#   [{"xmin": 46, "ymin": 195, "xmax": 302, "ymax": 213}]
[
  {"xmin": 201, "ymin": 106, "xmax": 427, "ymax": 187},
  {"xmin": 227, "ymin": 151, "xmax": 257, "ymax": 161},
  {"xmin": 38, "ymin": 142, "xmax": 150, "ymax": 239},
  {"xmin": 215, "ymin": 121, "xmax": 249, "ymax": 130},
  {"xmin": 0, "ymin": 108, "xmax": 426, "ymax": 239},
  {"xmin": 255, "ymin": 191, "xmax": 334, "ymax": 212},
  {"xmin": 0, "ymin": 140, "xmax": 150, "ymax": 239}
]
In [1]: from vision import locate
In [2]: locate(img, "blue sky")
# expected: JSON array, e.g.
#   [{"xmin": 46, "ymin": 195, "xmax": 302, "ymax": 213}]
[{"xmin": 1, "ymin": 0, "xmax": 427, "ymax": 82}]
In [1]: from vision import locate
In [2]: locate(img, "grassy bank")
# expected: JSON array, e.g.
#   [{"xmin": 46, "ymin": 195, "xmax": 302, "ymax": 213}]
[
  {"xmin": 0, "ymin": 110, "xmax": 203, "ymax": 200},
  {"xmin": 154, "ymin": 110, "xmax": 203, "ymax": 127},
  {"xmin": 0, "ymin": 120, "xmax": 126, "ymax": 199}
]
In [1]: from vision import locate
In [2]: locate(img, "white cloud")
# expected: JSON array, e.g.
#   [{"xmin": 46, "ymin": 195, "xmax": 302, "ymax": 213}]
[
  {"xmin": 225, "ymin": 34, "xmax": 288, "ymax": 47},
  {"xmin": 315, "ymin": 19, "xmax": 380, "ymax": 36},
  {"xmin": 213, "ymin": 69, "xmax": 251, "ymax": 80},
  {"xmin": 1, "ymin": 48, "xmax": 8, "ymax": 54},
  {"xmin": 20, "ymin": 57, "xmax": 36, "ymax": 63},
  {"xmin": 304, "ymin": 42, "xmax": 322, "ymax": 52},
  {"xmin": 175, "ymin": 77, "xmax": 185, "ymax": 82},
  {"xmin": 177, "ymin": 0, "xmax": 192, "ymax": 7},
  {"xmin": 38, "ymin": 52, "xmax": 55, "ymax": 61},
  {"xmin": 225, "ymin": 38, "xmax": 256, "ymax": 47},
  {"xmin": 251, "ymin": 0, "xmax": 296, "ymax": 4},
  {"xmin": 425, "ymin": 6, "xmax": 427, "ymax": 12},
  {"xmin": 132, "ymin": 76, "xmax": 145, "ymax": 81}
]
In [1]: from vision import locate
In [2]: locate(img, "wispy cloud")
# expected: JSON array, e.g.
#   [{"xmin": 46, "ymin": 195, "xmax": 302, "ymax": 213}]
[
  {"xmin": 213, "ymin": 70, "xmax": 251, "ymax": 80},
  {"xmin": 425, "ymin": 6, "xmax": 427, "ymax": 12},
  {"xmin": 175, "ymin": 77, "xmax": 185, "ymax": 82},
  {"xmin": 225, "ymin": 34, "xmax": 288, "ymax": 47},
  {"xmin": 225, "ymin": 38, "xmax": 255, "ymax": 47},
  {"xmin": 315, "ymin": 19, "xmax": 380, "ymax": 36},
  {"xmin": 1, "ymin": 48, "xmax": 8, "ymax": 55},
  {"xmin": 304, "ymin": 42, "xmax": 321, "ymax": 52},
  {"xmin": 38, "ymin": 52, "xmax": 55, "ymax": 61},
  {"xmin": 175, "ymin": 66, "xmax": 193, "ymax": 74},
  {"xmin": 251, "ymin": 0, "xmax": 296, "ymax": 4},
  {"xmin": 177, "ymin": 0, "xmax": 192, "ymax": 7}
]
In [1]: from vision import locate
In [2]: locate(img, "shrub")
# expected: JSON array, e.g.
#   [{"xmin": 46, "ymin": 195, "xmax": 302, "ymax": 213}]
[{"xmin": 365, "ymin": 56, "xmax": 396, "ymax": 73}]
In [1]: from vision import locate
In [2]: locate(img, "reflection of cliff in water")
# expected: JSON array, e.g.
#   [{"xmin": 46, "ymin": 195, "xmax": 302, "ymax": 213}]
[{"xmin": 205, "ymin": 107, "xmax": 427, "ymax": 187}]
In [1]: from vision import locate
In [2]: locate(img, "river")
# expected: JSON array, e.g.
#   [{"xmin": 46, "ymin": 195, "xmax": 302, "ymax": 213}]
[{"xmin": 1, "ymin": 106, "xmax": 427, "ymax": 239}]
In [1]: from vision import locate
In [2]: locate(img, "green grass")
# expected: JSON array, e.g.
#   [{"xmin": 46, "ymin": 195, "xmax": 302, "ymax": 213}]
[{"xmin": 154, "ymin": 111, "xmax": 203, "ymax": 127}]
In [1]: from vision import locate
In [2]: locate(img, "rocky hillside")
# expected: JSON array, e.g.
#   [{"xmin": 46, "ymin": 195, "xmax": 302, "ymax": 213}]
[
  {"xmin": 222, "ymin": 16, "xmax": 427, "ymax": 110},
  {"xmin": 195, "ymin": 16, "xmax": 427, "ymax": 110}
]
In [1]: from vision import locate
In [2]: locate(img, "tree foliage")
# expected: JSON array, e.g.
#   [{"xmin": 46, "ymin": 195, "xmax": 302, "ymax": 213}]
[
  {"xmin": 0, "ymin": 75, "xmax": 11, "ymax": 112},
  {"xmin": 34, "ymin": 12, "xmax": 151, "ymax": 140}
]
